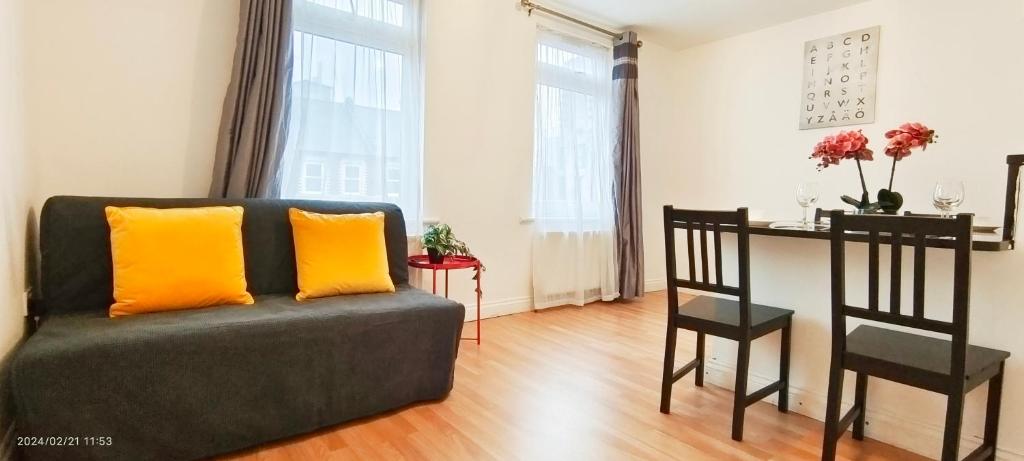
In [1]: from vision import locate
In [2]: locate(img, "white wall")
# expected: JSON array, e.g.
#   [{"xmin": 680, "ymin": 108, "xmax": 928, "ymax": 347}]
[
  {"xmin": 0, "ymin": 0, "xmax": 32, "ymax": 450},
  {"xmin": 420, "ymin": 0, "xmax": 679, "ymax": 315},
  {"xmin": 418, "ymin": 0, "xmax": 536, "ymax": 314},
  {"xmin": 24, "ymin": 0, "xmax": 240, "ymax": 206},
  {"xmin": 667, "ymin": 1, "xmax": 1024, "ymax": 458},
  {"xmin": 0, "ymin": 0, "xmax": 30, "ymax": 363},
  {"xmin": 636, "ymin": 40, "xmax": 679, "ymax": 295}
]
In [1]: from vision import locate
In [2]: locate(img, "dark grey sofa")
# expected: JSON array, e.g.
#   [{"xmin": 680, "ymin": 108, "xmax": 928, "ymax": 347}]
[{"xmin": 11, "ymin": 196, "xmax": 465, "ymax": 461}]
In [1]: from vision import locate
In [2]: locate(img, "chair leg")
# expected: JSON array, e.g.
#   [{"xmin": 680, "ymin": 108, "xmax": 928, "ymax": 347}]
[
  {"xmin": 695, "ymin": 332, "xmax": 706, "ymax": 387},
  {"xmin": 778, "ymin": 322, "xmax": 791, "ymax": 413},
  {"xmin": 982, "ymin": 363, "xmax": 1005, "ymax": 461},
  {"xmin": 821, "ymin": 364, "xmax": 845, "ymax": 461},
  {"xmin": 732, "ymin": 338, "xmax": 751, "ymax": 442},
  {"xmin": 852, "ymin": 373, "xmax": 868, "ymax": 440},
  {"xmin": 660, "ymin": 322, "xmax": 678, "ymax": 414},
  {"xmin": 941, "ymin": 390, "xmax": 966, "ymax": 461}
]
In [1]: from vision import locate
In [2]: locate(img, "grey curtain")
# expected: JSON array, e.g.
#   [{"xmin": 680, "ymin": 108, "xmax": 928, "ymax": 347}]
[
  {"xmin": 612, "ymin": 31, "xmax": 644, "ymax": 299},
  {"xmin": 210, "ymin": 0, "xmax": 293, "ymax": 199}
]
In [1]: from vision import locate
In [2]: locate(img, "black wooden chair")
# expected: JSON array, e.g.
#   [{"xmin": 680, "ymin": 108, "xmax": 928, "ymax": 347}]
[
  {"xmin": 823, "ymin": 210, "xmax": 1010, "ymax": 461},
  {"xmin": 660, "ymin": 206, "xmax": 794, "ymax": 441}
]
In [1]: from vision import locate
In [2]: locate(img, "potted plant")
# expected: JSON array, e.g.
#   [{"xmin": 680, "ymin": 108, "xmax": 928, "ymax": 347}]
[
  {"xmin": 810, "ymin": 129, "xmax": 878, "ymax": 212},
  {"xmin": 878, "ymin": 122, "xmax": 938, "ymax": 213},
  {"xmin": 421, "ymin": 223, "xmax": 474, "ymax": 264}
]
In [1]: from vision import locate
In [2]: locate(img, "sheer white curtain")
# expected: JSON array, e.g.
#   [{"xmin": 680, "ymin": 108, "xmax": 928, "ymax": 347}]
[
  {"xmin": 280, "ymin": 0, "xmax": 422, "ymax": 234},
  {"xmin": 531, "ymin": 28, "xmax": 618, "ymax": 309}
]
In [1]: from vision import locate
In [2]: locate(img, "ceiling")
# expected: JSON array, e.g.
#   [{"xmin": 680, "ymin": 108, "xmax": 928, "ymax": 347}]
[{"xmin": 542, "ymin": 0, "xmax": 871, "ymax": 49}]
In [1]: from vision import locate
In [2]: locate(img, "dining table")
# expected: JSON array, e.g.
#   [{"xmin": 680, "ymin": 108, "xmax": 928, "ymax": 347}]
[{"xmin": 737, "ymin": 154, "xmax": 1024, "ymax": 252}]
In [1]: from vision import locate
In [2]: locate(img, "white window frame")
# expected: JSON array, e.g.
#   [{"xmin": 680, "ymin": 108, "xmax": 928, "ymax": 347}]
[
  {"xmin": 339, "ymin": 161, "xmax": 366, "ymax": 195},
  {"xmin": 293, "ymin": 0, "xmax": 413, "ymax": 113},
  {"xmin": 308, "ymin": 0, "xmax": 405, "ymax": 27},
  {"xmin": 384, "ymin": 163, "xmax": 401, "ymax": 200},
  {"xmin": 531, "ymin": 28, "xmax": 614, "ymax": 231},
  {"xmin": 301, "ymin": 161, "xmax": 326, "ymax": 194},
  {"xmin": 283, "ymin": 0, "xmax": 423, "ymax": 233}
]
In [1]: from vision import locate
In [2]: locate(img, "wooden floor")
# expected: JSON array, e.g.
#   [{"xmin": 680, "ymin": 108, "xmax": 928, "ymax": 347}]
[{"xmin": 221, "ymin": 291, "xmax": 927, "ymax": 461}]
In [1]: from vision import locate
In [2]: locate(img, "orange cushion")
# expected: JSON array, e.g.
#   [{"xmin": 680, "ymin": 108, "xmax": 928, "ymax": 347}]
[
  {"xmin": 289, "ymin": 209, "xmax": 395, "ymax": 301},
  {"xmin": 105, "ymin": 206, "xmax": 254, "ymax": 317}
]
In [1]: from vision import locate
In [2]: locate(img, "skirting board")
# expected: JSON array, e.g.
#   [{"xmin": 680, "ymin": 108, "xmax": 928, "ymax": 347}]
[
  {"xmin": 451, "ymin": 275, "xmax": 696, "ymax": 323},
  {"xmin": 702, "ymin": 357, "xmax": 1023, "ymax": 460},
  {"xmin": 465, "ymin": 277, "xmax": 671, "ymax": 324},
  {"xmin": 645, "ymin": 278, "xmax": 668, "ymax": 293},
  {"xmin": 457, "ymin": 278, "xmax": 660, "ymax": 324},
  {"xmin": 409, "ymin": 269, "xmax": 533, "ymax": 323},
  {"xmin": 460, "ymin": 296, "xmax": 533, "ymax": 323},
  {"xmin": 447, "ymin": 277, "xmax": 672, "ymax": 324}
]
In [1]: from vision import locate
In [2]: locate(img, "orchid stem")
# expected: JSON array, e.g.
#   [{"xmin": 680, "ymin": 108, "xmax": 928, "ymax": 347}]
[
  {"xmin": 888, "ymin": 155, "xmax": 897, "ymax": 190},
  {"xmin": 855, "ymin": 158, "xmax": 868, "ymax": 196}
]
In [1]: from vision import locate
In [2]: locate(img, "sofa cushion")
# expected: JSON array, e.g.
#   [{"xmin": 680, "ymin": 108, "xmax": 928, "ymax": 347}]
[
  {"xmin": 39, "ymin": 196, "xmax": 410, "ymax": 316},
  {"xmin": 13, "ymin": 285, "xmax": 464, "ymax": 461},
  {"xmin": 106, "ymin": 206, "xmax": 255, "ymax": 317},
  {"xmin": 289, "ymin": 209, "xmax": 395, "ymax": 300}
]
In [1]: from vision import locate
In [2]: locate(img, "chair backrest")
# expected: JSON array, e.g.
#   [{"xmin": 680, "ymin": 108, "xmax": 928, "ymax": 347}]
[
  {"xmin": 663, "ymin": 206, "xmax": 752, "ymax": 327},
  {"xmin": 1003, "ymin": 154, "xmax": 1024, "ymax": 247},
  {"xmin": 829, "ymin": 210, "xmax": 973, "ymax": 378}
]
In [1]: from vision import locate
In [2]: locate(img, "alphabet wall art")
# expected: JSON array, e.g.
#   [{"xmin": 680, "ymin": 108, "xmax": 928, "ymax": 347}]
[{"xmin": 800, "ymin": 26, "xmax": 880, "ymax": 130}]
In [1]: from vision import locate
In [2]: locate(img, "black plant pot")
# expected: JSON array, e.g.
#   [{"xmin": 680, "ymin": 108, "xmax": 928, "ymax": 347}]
[
  {"xmin": 877, "ymin": 189, "xmax": 904, "ymax": 214},
  {"xmin": 426, "ymin": 248, "xmax": 445, "ymax": 264}
]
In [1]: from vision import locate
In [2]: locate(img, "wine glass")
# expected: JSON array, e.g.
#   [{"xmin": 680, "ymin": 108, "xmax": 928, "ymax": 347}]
[
  {"xmin": 796, "ymin": 182, "xmax": 820, "ymax": 229},
  {"xmin": 933, "ymin": 179, "xmax": 965, "ymax": 218}
]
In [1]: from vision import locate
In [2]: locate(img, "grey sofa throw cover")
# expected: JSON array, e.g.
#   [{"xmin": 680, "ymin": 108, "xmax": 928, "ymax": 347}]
[
  {"xmin": 612, "ymin": 31, "xmax": 644, "ymax": 299},
  {"xmin": 210, "ymin": 0, "xmax": 294, "ymax": 199}
]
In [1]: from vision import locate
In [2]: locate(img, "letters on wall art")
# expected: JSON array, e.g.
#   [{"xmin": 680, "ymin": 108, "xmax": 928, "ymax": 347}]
[{"xmin": 799, "ymin": 26, "xmax": 880, "ymax": 130}]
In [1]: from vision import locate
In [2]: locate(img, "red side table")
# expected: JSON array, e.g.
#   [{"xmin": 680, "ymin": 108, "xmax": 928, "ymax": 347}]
[{"xmin": 408, "ymin": 255, "xmax": 482, "ymax": 344}]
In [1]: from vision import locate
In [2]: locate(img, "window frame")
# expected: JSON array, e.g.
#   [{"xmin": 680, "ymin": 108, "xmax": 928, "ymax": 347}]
[
  {"xmin": 282, "ymin": 0, "xmax": 423, "ymax": 233},
  {"xmin": 339, "ymin": 161, "xmax": 366, "ymax": 196},
  {"xmin": 295, "ymin": 0, "xmax": 411, "ymax": 52},
  {"xmin": 531, "ymin": 28, "xmax": 615, "ymax": 231},
  {"xmin": 300, "ymin": 161, "xmax": 326, "ymax": 195},
  {"xmin": 384, "ymin": 163, "xmax": 402, "ymax": 200}
]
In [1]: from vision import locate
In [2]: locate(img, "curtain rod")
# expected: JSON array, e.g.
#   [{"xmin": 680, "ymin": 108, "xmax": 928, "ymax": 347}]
[{"xmin": 520, "ymin": 0, "xmax": 643, "ymax": 48}]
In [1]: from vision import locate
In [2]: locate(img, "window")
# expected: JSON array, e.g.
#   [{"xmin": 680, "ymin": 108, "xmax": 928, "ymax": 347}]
[
  {"xmin": 531, "ymin": 29, "xmax": 614, "ymax": 231},
  {"xmin": 281, "ymin": 0, "xmax": 422, "ymax": 232},
  {"xmin": 340, "ymin": 161, "xmax": 365, "ymax": 195},
  {"xmin": 385, "ymin": 163, "xmax": 401, "ymax": 199},
  {"xmin": 301, "ymin": 162, "xmax": 325, "ymax": 194},
  {"xmin": 308, "ymin": 0, "xmax": 404, "ymax": 27}
]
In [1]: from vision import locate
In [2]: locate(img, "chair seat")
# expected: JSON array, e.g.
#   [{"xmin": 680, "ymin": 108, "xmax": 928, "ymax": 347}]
[
  {"xmin": 674, "ymin": 295, "xmax": 793, "ymax": 339},
  {"xmin": 845, "ymin": 325, "xmax": 1010, "ymax": 393}
]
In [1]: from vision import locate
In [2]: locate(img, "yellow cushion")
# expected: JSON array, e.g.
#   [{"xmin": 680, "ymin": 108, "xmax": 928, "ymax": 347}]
[
  {"xmin": 105, "ymin": 206, "xmax": 254, "ymax": 317},
  {"xmin": 289, "ymin": 209, "xmax": 395, "ymax": 301}
]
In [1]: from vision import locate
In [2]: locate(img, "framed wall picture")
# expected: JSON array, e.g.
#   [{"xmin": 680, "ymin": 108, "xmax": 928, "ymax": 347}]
[{"xmin": 799, "ymin": 26, "xmax": 880, "ymax": 130}]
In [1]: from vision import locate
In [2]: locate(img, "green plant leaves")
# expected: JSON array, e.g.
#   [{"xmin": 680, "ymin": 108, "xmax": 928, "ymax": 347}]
[
  {"xmin": 840, "ymin": 193, "xmax": 881, "ymax": 212},
  {"xmin": 840, "ymin": 195, "xmax": 863, "ymax": 207},
  {"xmin": 422, "ymin": 223, "xmax": 473, "ymax": 257}
]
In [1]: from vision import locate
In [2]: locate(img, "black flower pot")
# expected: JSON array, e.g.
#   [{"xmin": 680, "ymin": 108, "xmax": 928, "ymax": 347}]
[
  {"xmin": 878, "ymin": 189, "xmax": 904, "ymax": 214},
  {"xmin": 426, "ymin": 248, "xmax": 445, "ymax": 264}
]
